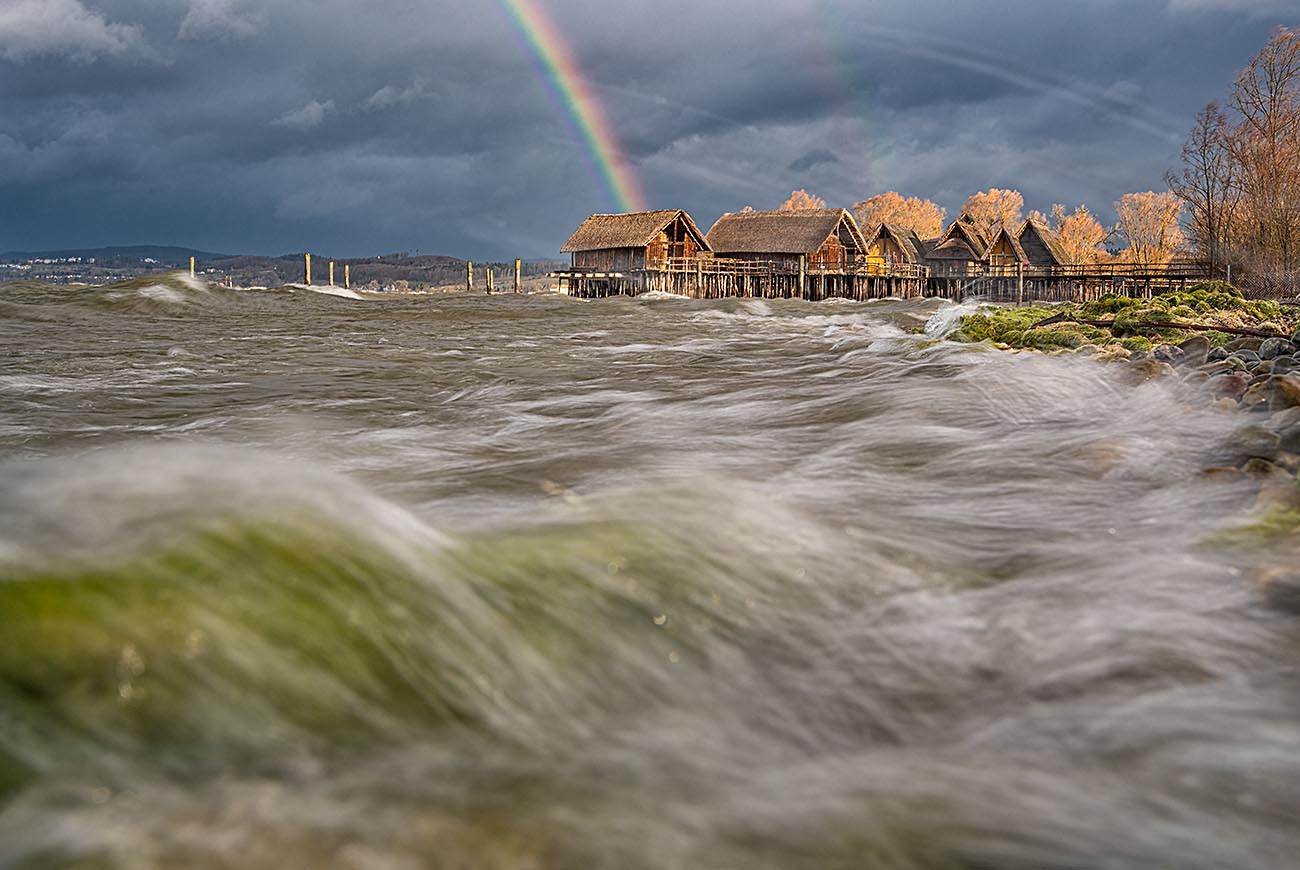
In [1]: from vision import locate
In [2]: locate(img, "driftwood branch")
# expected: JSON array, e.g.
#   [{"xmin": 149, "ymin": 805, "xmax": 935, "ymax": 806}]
[{"xmin": 1029, "ymin": 313, "xmax": 1287, "ymax": 339}]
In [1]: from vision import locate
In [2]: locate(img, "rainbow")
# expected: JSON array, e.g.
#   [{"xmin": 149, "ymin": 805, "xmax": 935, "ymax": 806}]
[{"xmin": 500, "ymin": 0, "xmax": 647, "ymax": 214}]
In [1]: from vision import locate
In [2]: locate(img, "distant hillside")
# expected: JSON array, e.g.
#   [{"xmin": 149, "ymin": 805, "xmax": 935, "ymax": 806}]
[
  {"xmin": 203, "ymin": 252, "xmax": 470, "ymax": 287},
  {"xmin": 1, "ymin": 245, "xmax": 564, "ymax": 287},
  {"xmin": 207, "ymin": 252, "xmax": 563, "ymax": 288},
  {"xmin": 0, "ymin": 245, "xmax": 229, "ymax": 264}
]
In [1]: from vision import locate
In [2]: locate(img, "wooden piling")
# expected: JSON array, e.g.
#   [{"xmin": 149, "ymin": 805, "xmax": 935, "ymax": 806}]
[
  {"xmin": 344, "ymin": 264, "xmax": 350, "ymax": 289},
  {"xmin": 1017, "ymin": 262, "xmax": 1024, "ymax": 307},
  {"xmin": 189, "ymin": 256, "xmax": 195, "ymax": 278},
  {"xmin": 798, "ymin": 255, "xmax": 806, "ymax": 298},
  {"xmin": 305, "ymin": 253, "xmax": 312, "ymax": 286},
  {"xmin": 329, "ymin": 260, "xmax": 335, "ymax": 287},
  {"xmin": 466, "ymin": 261, "xmax": 473, "ymax": 291},
  {"xmin": 514, "ymin": 259, "xmax": 521, "ymax": 294},
  {"xmin": 487, "ymin": 268, "xmax": 494, "ymax": 294}
]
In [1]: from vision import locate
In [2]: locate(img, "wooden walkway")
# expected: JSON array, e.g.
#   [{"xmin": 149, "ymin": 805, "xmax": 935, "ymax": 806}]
[
  {"xmin": 553, "ymin": 258, "xmax": 1214, "ymax": 303},
  {"xmin": 554, "ymin": 256, "xmax": 930, "ymax": 300}
]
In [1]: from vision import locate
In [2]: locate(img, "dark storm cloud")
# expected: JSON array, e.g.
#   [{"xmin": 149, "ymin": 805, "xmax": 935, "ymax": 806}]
[
  {"xmin": 789, "ymin": 149, "xmax": 839, "ymax": 173},
  {"xmin": 0, "ymin": 0, "xmax": 1294, "ymax": 258}
]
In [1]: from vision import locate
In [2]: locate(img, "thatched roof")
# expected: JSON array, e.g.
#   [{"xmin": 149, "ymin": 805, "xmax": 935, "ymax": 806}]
[
  {"xmin": 927, "ymin": 238, "xmax": 982, "ymax": 260},
  {"xmin": 1017, "ymin": 219, "xmax": 1069, "ymax": 265},
  {"xmin": 862, "ymin": 222, "xmax": 921, "ymax": 262},
  {"xmin": 706, "ymin": 208, "xmax": 867, "ymax": 255},
  {"xmin": 561, "ymin": 210, "xmax": 709, "ymax": 253},
  {"xmin": 931, "ymin": 218, "xmax": 992, "ymax": 260}
]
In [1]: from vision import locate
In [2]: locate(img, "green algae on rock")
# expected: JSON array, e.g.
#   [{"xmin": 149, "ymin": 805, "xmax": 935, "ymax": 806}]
[{"xmin": 950, "ymin": 284, "xmax": 1296, "ymax": 354}]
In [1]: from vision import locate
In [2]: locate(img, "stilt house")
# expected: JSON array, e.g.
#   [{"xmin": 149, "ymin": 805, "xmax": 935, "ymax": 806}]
[
  {"xmin": 925, "ymin": 218, "xmax": 990, "ymax": 278},
  {"xmin": 862, "ymin": 223, "xmax": 922, "ymax": 273},
  {"xmin": 985, "ymin": 225, "xmax": 1028, "ymax": 270},
  {"xmin": 560, "ymin": 210, "xmax": 710, "ymax": 272},
  {"xmin": 924, "ymin": 218, "xmax": 1027, "ymax": 277},
  {"xmin": 1017, "ymin": 219, "xmax": 1069, "ymax": 268},
  {"xmin": 705, "ymin": 208, "xmax": 868, "ymax": 272}
]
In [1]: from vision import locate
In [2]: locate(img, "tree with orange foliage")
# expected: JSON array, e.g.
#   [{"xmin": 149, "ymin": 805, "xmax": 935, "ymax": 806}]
[
  {"xmin": 1114, "ymin": 191, "xmax": 1184, "ymax": 267},
  {"xmin": 851, "ymin": 192, "xmax": 946, "ymax": 238},
  {"xmin": 960, "ymin": 188, "xmax": 1024, "ymax": 240},
  {"xmin": 778, "ymin": 189, "xmax": 827, "ymax": 211},
  {"xmin": 1051, "ymin": 204, "xmax": 1110, "ymax": 264}
]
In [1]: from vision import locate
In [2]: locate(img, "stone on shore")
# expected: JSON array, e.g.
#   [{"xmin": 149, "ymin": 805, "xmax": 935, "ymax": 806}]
[
  {"xmin": 1206, "ymin": 347, "xmax": 1231, "ymax": 363},
  {"xmin": 1226, "ymin": 425, "xmax": 1281, "ymax": 462},
  {"xmin": 1176, "ymin": 335, "xmax": 1211, "ymax": 366},
  {"xmin": 1211, "ymin": 371, "xmax": 1251, "ymax": 401},
  {"xmin": 1120, "ymin": 358, "xmax": 1176, "ymax": 384},
  {"xmin": 1271, "ymin": 373, "xmax": 1300, "ymax": 410},
  {"xmin": 1259, "ymin": 338, "xmax": 1297, "ymax": 359}
]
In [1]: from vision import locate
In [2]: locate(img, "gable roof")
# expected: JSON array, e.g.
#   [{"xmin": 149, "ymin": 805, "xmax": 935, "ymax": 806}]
[
  {"xmin": 932, "ymin": 217, "xmax": 993, "ymax": 259},
  {"xmin": 862, "ymin": 222, "xmax": 921, "ymax": 262},
  {"xmin": 927, "ymin": 238, "xmax": 982, "ymax": 260},
  {"xmin": 1017, "ymin": 218, "xmax": 1069, "ymax": 265},
  {"xmin": 705, "ymin": 208, "xmax": 867, "ymax": 255},
  {"xmin": 560, "ymin": 210, "xmax": 710, "ymax": 253},
  {"xmin": 986, "ymin": 225, "xmax": 1029, "ymax": 262}
]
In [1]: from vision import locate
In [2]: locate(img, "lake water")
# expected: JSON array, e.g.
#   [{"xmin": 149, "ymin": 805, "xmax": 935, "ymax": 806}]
[{"xmin": 2, "ymin": 274, "xmax": 1298, "ymax": 869}]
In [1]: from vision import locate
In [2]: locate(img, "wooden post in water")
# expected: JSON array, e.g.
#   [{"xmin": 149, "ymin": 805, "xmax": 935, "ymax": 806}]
[
  {"xmin": 189, "ymin": 256, "xmax": 195, "ymax": 278},
  {"xmin": 329, "ymin": 261, "xmax": 335, "ymax": 287},
  {"xmin": 798, "ymin": 255, "xmax": 806, "ymax": 299},
  {"xmin": 344, "ymin": 264, "xmax": 350, "ymax": 289},
  {"xmin": 487, "ymin": 268, "xmax": 494, "ymax": 294},
  {"xmin": 514, "ymin": 259, "xmax": 521, "ymax": 294},
  {"xmin": 305, "ymin": 253, "xmax": 312, "ymax": 286},
  {"xmin": 466, "ymin": 261, "xmax": 473, "ymax": 291}
]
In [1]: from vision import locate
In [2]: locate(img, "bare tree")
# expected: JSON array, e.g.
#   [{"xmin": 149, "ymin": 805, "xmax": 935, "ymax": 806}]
[
  {"xmin": 779, "ymin": 189, "xmax": 827, "ymax": 211},
  {"xmin": 1166, "ymin": 102, "xmax": 1238, "ymax": 275},
  {"xmin": 960, "ymin": 189, "xmax": 1024, "ymax": 240},
  {"xmin": 1114, "ymin": 191, "xmax": 1185, "ymax": 268},
  {"xmin": 851, "ymin": 192, "xmax": 946, "ymax": 238},
  {"xmin": 1230, "ymin": 25, "xmax": 1300, "ymax": 280}
]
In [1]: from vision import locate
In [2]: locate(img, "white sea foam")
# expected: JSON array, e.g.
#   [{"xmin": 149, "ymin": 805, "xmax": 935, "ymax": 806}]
[{"xmin": 288, "ymin": 282, "xmax": 367, "ymax": 300}]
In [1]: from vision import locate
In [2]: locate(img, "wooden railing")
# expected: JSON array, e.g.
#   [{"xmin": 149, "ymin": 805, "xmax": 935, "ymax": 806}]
[
  {"xmin": 657, "ymin": 256, "xmax": 929, "ymax": 280},
  {"xmin": 933, "ymin": 262, "xmax": 1217, "ymax": 280}
]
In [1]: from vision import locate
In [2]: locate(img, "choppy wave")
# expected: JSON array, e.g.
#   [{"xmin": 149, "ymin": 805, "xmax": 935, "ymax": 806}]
[{"xmin": 3, "ymin": 288, "xmax": 1300, "ymax": 868}]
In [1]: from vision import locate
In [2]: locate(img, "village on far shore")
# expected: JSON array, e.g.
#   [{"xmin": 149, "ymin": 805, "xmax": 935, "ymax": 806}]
[{"xmin": 552, "ymin": 190, "xmax": 1208, "ymax": 304}]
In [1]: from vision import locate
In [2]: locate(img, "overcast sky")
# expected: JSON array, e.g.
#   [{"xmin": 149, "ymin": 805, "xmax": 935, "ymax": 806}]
[{"xmin": 0, "ymin": 0, "xmax": 1294, "ymax": 259}]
